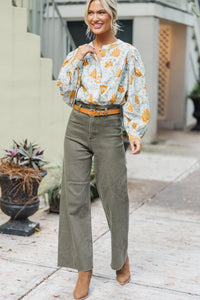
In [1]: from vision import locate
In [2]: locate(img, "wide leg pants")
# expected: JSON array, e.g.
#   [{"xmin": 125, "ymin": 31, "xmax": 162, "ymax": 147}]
[{"xmin": 58, "ymin": 102, "xmax": 129, "ymax": 271}]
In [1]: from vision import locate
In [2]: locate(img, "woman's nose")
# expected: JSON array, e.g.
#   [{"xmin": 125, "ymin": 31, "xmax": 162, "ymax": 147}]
[{"xmin": 93, "ymin": 13, "xmax": 99, "ymax": 21}]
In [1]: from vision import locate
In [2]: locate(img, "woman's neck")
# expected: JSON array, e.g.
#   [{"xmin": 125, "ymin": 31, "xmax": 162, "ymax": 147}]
[{"xmin": 93, "ymin": 32, "xmax": 117, "ymax": 48}]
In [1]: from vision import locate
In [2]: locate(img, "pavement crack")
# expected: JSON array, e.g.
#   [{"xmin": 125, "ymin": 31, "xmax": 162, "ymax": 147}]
[
  {"xmin": 93, "ymin": 229, "xmax": 109, "ymax": 243},
  {"xmin": 0, "ymin": 255, "xmax": 57, "ymax": 269},
  {"xmin": 92, "ymin": 274, "xmax": 200, "ymax": 297},
  {"xmin": 18, "ymin": 267, "xmax": 61, "ymax": 299},
  {"xmin": 131, "ymin": 159, "xmax": 200, "ymax": 214}
]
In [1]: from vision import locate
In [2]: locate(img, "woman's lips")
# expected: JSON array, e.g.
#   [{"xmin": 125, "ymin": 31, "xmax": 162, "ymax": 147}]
[{"xmin": 93, "ymin": 23, "xmax": 103, "ymax": 29}]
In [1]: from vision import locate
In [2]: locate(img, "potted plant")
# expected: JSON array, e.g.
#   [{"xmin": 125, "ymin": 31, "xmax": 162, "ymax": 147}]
[
  {"xmin": 39, "ymin": 158, "xmax": 99, "ymax": 214},
  {"xmin": 0, "ymin": 139, "xmax": 47, "ymax": 236},
  {"xmin": 39, "ymin": 164, "xmax": 62, "ymax": 214},
  {"xmin": 90, "ymin": 158, "xmax": 99, "ymax": 201},
  {"xmin": 188, "ymin": 81, "xmax": 200, "ymax": 130}
]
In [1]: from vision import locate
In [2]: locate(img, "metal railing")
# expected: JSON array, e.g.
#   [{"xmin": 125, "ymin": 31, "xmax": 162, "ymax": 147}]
[{"xmin": 12, "ymin": 0, "xmax": 76, "ymax": 79}]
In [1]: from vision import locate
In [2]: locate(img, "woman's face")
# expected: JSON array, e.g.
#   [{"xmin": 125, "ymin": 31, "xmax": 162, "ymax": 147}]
[{"xmin": 87, "ymin": 0, "xmax": 112, "ymax": 36}]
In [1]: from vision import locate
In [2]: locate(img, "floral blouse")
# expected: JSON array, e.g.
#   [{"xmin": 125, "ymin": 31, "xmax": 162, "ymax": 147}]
[{"xmin": 57, "ymin": 39, "xmax": 150, "ymax": 141}]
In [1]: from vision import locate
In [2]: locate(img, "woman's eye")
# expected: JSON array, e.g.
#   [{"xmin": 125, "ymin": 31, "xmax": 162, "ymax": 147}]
[{"xmin": 99, "ymin": 11, "xmax": 105, "ymax": 14}]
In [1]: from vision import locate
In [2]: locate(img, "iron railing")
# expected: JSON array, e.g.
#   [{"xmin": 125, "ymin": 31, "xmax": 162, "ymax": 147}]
[{"xmin": 12, "ymin": 0, "xmax": 76, "ymax": 79}]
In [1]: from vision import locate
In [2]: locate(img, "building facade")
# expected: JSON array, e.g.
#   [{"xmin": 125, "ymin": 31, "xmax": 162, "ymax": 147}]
[{"xmin": 51, "ymin": 0, "xmax": 200, "ymax": 142}]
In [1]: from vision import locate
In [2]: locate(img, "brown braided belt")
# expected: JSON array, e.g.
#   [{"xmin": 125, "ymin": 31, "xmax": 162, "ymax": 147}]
[{"xmin": 73, "ymin": 103, "xmax": 121, "ymax": 117}]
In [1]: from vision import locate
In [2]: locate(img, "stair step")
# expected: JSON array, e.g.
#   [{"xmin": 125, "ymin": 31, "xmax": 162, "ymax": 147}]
[
  {"xmin": 13, "ymin": 33, "xmax": 41, "ymax": 80},
  {"xmin": 40, "ymin": 58, "xmax": 53, "ymax": 82},
  {"xmin": 13, "ymin": 6, "xmax": 27, "ymax": 34}
]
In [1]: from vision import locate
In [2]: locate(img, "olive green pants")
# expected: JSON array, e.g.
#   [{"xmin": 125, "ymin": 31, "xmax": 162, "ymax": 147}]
[{"xmin": 58, "ymin": 101, "xmax": 129, "ymax": 271}]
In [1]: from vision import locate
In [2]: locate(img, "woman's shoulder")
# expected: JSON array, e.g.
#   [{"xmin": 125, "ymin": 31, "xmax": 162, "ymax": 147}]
[{"xmin": 118, "ymin": 39, "xmax": 140, "ymax": 56}]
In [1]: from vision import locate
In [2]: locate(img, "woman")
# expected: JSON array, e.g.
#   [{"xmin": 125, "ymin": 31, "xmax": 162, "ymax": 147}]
[{"xmin": 57, "ymin": 0, "xmax": 149, "ymax": 299}]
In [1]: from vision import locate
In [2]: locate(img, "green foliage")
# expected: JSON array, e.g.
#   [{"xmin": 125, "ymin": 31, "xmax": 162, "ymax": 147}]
[
  {"xmin": 39, "ymin": 158, "xmax": 99, "ymax": 207},
  {"xmin": 188, "ymin": 82, "xmax": 200, "ymax": 99},
  {"xmin": 4, "ymin": 139, "xmax": 47, "ymax": 170},
  {"xmin": 39, "ymin": 164, "xmax": 62, "ymax": 205}
]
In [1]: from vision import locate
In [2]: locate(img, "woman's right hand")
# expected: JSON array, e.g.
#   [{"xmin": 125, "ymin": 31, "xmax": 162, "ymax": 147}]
[{"xmin": 75, "ymin": 44, "xmax": 97, "ymax": 61}]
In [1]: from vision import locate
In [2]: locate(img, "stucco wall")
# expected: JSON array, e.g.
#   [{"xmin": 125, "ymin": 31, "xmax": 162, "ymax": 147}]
[{"xmin": 0, "ymin": 0, "xmax": 70, "ymax": 163}]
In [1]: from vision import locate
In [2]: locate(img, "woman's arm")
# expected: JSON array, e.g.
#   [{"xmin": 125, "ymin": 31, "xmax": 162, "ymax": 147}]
[
  {"xmin": 57, "ymin": 49, "xmax": 84, "ymax": 106},
  {"xmin": 57, "ymin": 45, "xmax": 96, "ymax": 106},
  {"xmin": 123, "ymin": 47, "xmax": 150, "ymax": 154}
]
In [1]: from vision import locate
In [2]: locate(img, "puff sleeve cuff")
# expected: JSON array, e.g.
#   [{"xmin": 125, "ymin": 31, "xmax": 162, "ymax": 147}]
[{"xmin": 123, "ymin": 47, "xmax": 150, "ymax": 142}]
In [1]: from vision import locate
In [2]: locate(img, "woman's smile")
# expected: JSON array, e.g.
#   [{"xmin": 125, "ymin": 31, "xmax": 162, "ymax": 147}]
[
  {"xmin": 92, "ymin": 23, "xmax": 103, "ymax": 29},
  {"xmin": 87, "ymin": 0, "xmax": 112, "ymax": 35}
]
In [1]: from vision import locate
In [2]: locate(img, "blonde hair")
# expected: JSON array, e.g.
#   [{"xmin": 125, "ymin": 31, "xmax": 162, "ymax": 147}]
[{"xmin": 84, "ymin": 0, "xmax": 121, "ymax": 39}]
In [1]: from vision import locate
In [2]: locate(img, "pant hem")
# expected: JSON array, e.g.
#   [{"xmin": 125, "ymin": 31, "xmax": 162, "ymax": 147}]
[
  {"xmin": 110, "ymin": 253, "xmax": 128, "ymax": 271},
  {"xmin": 57, "ymin": 262, "xmax": 93, "ymax": 272}
]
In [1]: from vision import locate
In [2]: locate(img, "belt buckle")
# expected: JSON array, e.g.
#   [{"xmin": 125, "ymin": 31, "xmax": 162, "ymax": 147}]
[{"xmin": 88, "ymin": 108, "xmax": 95, "ymax": 116}]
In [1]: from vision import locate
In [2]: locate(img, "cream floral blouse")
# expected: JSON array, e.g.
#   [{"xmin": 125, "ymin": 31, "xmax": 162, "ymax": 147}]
[{"xmin": 57, "ymin": 39, "xmax": 150, "ymax": 141}]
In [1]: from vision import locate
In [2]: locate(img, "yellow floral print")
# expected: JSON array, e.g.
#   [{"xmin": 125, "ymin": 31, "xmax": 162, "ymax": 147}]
[
  {"xmin": 62, "ymin": 58, "xmax": 69, "ymax": 67},
  {"xmin": 86, "ymin": 93, "xmax": 93, "ymax": 103},
  {"xmin": 134, "ymin": 68, "xmax": 143, "ymax": 77},
  {"xmin": 68, "ymin": 71, "xmax": 72, "ymax": 82},
  {"xmin": 70, "ymin": 56, "xmax": 77, "ymax": 65},
  {"xmin": 90, "ymin": 68, "xmax": 101, "ymax": 83},
  {"xmin": 100, "ymin": 85, "xmax": 108, "ymax": 94},
  {"xmin": 142, "ymin": 108, "xmax": 150, "ymax": 124},
  {"xmin": 111, "ymin": 48, "xmax": 121, "ymax": 57},
  {"xmin": 95, "ymin": 75, "xmax": 101, "ymax": 83},
  {"xmin": 101, "ymin": 49, "xmax": 107, "ymax": 57},
  {"xmin": 90, "ymin": 68, "xmax": 97, "ymax": 79},
  {"xmin": 116, "ymin": 69, "xmax": 122, "ymax": 77},
  {"xmin": 69, "ymin": 90, "xmax": 76, "ymax": 100},
  {"xmin": 135, "ymin": 95, "xmax": 140, "ymax": 104},
  {"xmin": 105, "ymin": 61, "xmax": 113, "ymax": 68},
  {"xmin": 132, "ymin": 123, "xmax": 138, "ymax": 129},
  {"xmin": 82, "ymin": 84, "xmax": 87, "ymax": 92},
  {"xmin": 127, "ymin": 102, "xmax": 133, "ymax": 112},
  {"xmin": 118, "ymin": 85, "xmax": 125, "ymax": 93},
  {"xmin": 110, "ymin": 94, "xmax": 117, "ymax": 103},
  {"xmin": 109, "ymin": 43, "xmax": 119, "ymax": 49},
  {"xmin": 57, "ymin": 39, "xmax": 149, "ymax": 142},
  {"xmin": 129, "ymin": 134, "xmax": 140, "ymax": 141},
  {"xmin": 83, "ymin": 59, "xmax": 89, "ymax": 66},
  {"xmin": 129, "ymin": 74, "xmax": 133, "ymax": 84},
  {"xmin": 77, "ymin": 76, "xmax": 81, "ymax": 86}
]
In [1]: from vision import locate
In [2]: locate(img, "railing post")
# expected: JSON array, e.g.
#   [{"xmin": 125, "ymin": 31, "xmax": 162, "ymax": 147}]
[
  {"xmin": 12, "ymin": 0, "xmax": 76, "ymax": 78},
  {"xmin": 32, "ymin": 0, "xmax": 39, "ymax": 35}
]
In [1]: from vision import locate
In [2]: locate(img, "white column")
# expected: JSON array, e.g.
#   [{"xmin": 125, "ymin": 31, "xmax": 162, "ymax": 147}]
[
  {"xmin": 167, "ymin": 23, "xmax": 187, "ymax": 129},
  {"xmin": 133, "ymin": 16, "xmax": 159, "ymax": 143}
]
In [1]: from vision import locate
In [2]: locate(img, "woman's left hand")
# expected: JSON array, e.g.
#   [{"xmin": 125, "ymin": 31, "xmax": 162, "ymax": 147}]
[{"xmin": 129, "ymin": 138, "xmax": 142, "ymax": 155}]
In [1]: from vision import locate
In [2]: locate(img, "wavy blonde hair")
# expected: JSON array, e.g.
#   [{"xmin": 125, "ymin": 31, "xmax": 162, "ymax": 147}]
[{"xmin": 84, "ymin": 0, "xmax": 120, "ymax": 39}]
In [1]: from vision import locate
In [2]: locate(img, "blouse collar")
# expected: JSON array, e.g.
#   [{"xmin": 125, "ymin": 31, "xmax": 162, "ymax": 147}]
[{"xmin": 89, "ymin": 39, "xmax": 121, "ymax": 50}]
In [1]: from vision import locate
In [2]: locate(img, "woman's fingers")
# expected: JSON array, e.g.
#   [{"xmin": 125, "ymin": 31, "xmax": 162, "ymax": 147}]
[
  {"xmin": 130, "ymin": 138, "xmax": 142, "ymax": 155},
  {"xmin": 75, "ymin": 44, "xmax": 96, "ymax": 60}
]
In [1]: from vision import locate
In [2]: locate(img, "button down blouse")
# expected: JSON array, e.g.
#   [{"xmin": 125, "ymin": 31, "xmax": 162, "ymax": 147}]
[{"xmin": 57, "ymin": 39, "xmax": 150, "ymax": 141}]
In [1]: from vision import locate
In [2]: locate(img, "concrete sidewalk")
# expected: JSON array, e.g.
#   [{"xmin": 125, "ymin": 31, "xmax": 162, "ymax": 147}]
[{"xmin": 0, "ymin": 129, "xmax": 200, "ymax": 300}]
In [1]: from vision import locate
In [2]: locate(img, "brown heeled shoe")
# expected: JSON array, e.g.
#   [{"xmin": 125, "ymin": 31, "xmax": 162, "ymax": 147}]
[
  {"xmin": 116, "ymin": 256, "xmax": 131, "ymax": 285},
  {"xmin": 73, "ymin": 270, "xmax": 92, "ymax": 300}
]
